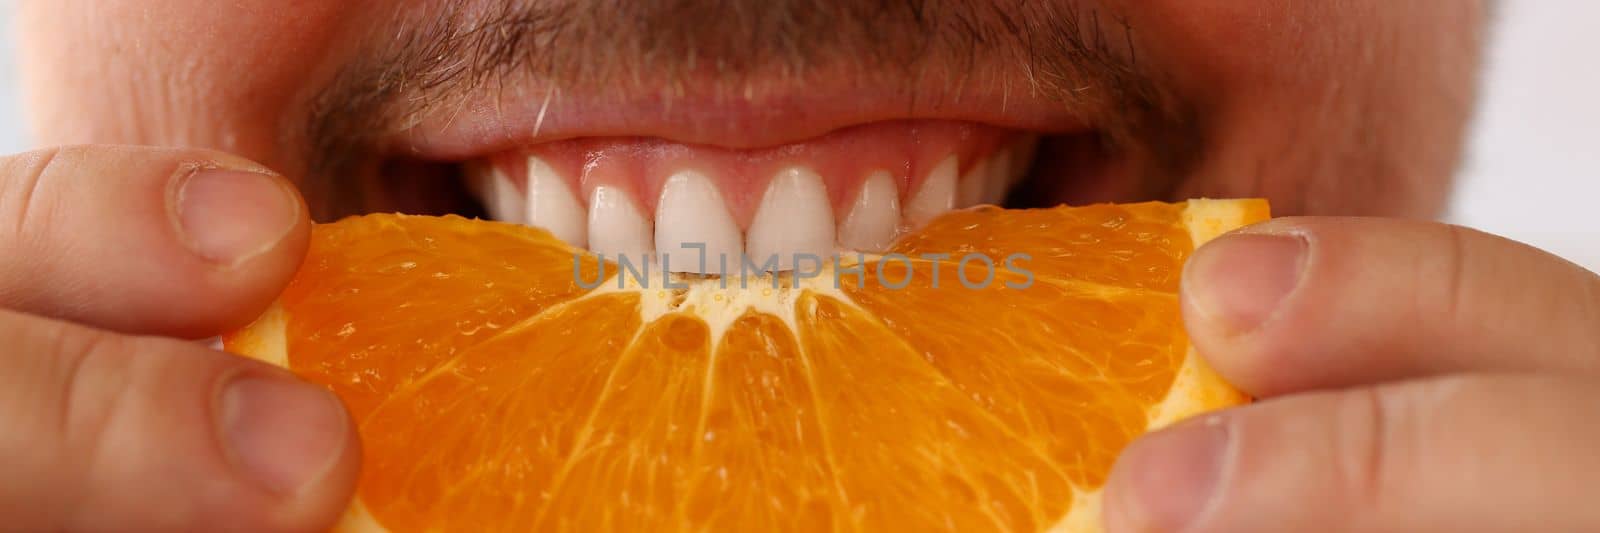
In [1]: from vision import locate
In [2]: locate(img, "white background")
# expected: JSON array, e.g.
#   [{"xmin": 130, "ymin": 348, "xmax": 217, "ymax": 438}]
[
  {"xmin": 1451, "ymin": 1, "xmax": 1600, "ymax": 270},
  {"xmin": 1, "ymin": 2, "xmax": 1595, "ymax": 270}
]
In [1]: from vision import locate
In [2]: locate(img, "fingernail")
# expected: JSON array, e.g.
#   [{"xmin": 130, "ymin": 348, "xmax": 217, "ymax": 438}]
[
  {"xmin": 1183, "ymin": 233, "xmax": 1307, "ymax": 335},
  {"xmin": 175, "ymin": 168, "xmax": 300, "ymax": 265},
  {"xmin": 1108, "ymin": 418, "xmax": 1230, "ymax": 532},
  {"xmin": 219, "ymin": 375, "xmax": 349, "ymax": 495}
]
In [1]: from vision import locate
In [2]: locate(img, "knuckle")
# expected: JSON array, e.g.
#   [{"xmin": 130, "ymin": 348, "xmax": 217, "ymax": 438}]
[
  {"xmin": 1411, "ymin": 223, "xmax": 1474, "ymax": 331},
  {"xmin": 1582, "ymin": 274, "xmax": 1600, "ymax": 361},
  {"xmin": 1331, "ymin": 387, "xmax": 1401, "ymax": 511},
  {"xmin": 0, "ymin": 146, "xmax": 66, "ymax": 248},
  {"xmin": 0, "ymin": 315, "xmax": 137, "ymax": 522},
  {"xmin": 45, "ymin": 322, "xmax": 139, "ymax": 451},
  {"xmin": 1329, "ymin": 379, "xmax": 1471, "ymax": 516}
]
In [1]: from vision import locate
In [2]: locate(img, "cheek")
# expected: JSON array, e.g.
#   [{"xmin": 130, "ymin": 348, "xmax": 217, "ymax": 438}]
[
  {"xmin": 1121, "ymin": 1, "xmax": 1417, "ymax": 122},
  {"xmin": 17, "ymin": 0, "xmax": 358, "ymax": 175},
  {"xmin": 1109, "ymin": 0, "xmax": 1485, "ymax": 217}
]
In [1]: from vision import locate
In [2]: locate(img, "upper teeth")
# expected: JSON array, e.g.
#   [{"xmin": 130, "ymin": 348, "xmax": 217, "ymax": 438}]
[
  {"xmin": 469, "ymin": 137, "xmax": 1036, "ymax": 273},
  {"xmin": 904, "ymin": 155, "xmax": 960, "ymax": 227},
  {"xmin": 747, "ymin": 167, "xmax": 835, "ymax": 272},
  {"xmin": 837, "ymin": 171, "xmax": 900, "ymax": 252},
  {"xmin": 586, "ymin": 185, "xmax": 652, "ymax": 264},
  {"xmin": 655, "ymin": 170, "xmax": 744, "ymax": 275},
  {"xmin": 526, "ymin": 156, "xmax": 588, "ymax": 248}
]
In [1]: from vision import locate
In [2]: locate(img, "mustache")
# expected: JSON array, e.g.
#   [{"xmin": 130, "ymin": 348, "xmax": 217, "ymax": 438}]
[{"xmin": 301, "ymin": 0, "xmax": 1198, "ymax": 220}]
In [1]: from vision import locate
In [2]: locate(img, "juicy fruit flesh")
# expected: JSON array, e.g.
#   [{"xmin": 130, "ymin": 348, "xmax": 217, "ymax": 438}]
[{"xmin": 226, "ymin": 200, "xmax": 1267, "ymax": 532}]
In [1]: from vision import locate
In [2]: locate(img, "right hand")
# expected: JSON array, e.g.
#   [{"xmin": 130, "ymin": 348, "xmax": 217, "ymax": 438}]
[{"xmin": 0, "ymin": 145, "xmax": 359, "ymax": 531}]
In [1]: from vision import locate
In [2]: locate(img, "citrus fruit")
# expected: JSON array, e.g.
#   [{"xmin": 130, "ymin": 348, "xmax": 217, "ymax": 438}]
[{"xmin": 225, "ymin": 199, "xmax": 1268, "ymax": 532}]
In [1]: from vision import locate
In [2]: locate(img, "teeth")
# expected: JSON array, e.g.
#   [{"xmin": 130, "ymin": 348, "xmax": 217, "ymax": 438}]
[
  {"xmin": 838, "ymin": 171, "xmax": 901, "ymax": 252},
  {"xmin": 471, "ymin": 166, "xmax": 528, "ymax": 225},
  {"xmin": 981, "ymin": 147, "xmax": 1013, "ymax": 205},
  {"xmin": 958, "ymin": 155, "xmax": 994, "ymax": 206},
  {"xmin": 655, "ymin": 170, "xmax": 742, "ymax": 274},
  {"xmin": 905, "ymin": 155, "xmax": 958, "ymax": 226},
  {"xmin": 746, "ymin": 167, "xmax": 836, "ymax": 272},
  {"xmin": 587, "ymin": 185, "xmax": 654, "ymax": 265},
  {"xmin": 471, "ymin": 139, "xmax": 1040, "ymax": 269},
  {"xmin": 526, "ymin": 156, "xmax": 587, "ymax": 247}
]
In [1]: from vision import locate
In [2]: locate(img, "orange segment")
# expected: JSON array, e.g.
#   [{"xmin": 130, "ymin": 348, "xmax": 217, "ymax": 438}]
[
  {"xmin": 268, "ymin": 216, "xmax": 606, "ymax": 418},
  {"xmin": 843, "ymin": 262, "xmax": 1176, "ymax": 489},
  {"xmin": 533, "ymin": 313, "xmax": 714, "ymax": 530},
  {"xmin": 794, "ymin": 292, "xmax": 1072, "ymax": 531},
  {"xmin": 887, "ymin": 203, "xmax": 1192, "ymax": 291},
  {"xmin": 690, "ymin": 312, "xmax": 842, "ymax": 531},
  {"xmin": 225, "ymin": 199, "xmax": 1269, "ymax": 533},
  {"xmin": 355, "ymin": 292, "xmax": 641, "ymax": 530}
]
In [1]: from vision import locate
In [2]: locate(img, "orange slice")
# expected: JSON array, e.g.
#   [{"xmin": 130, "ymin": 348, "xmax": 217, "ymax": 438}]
[{"xmin": 226, "ymin": 199, "xmax": 1269, "ymax": 532}]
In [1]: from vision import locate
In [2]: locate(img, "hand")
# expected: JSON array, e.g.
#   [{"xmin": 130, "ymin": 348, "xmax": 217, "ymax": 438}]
[
  {"xmin": 0, "ymin": 146, "xmax": 358, "ymax": 531},
  {"xmin": 1103, "ymin": 217, "xmax": 1600, "ymax": 532}
]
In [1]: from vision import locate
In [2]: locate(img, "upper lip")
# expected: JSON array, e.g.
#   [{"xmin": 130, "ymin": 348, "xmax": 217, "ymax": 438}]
[{"xmin": 389, "ymin": 76, "xmax": 1091, "ymax": 159}]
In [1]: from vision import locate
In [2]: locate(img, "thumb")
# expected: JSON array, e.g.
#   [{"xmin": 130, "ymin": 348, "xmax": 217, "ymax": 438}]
[
  {"xmin": 1102, "ymin": 374, "xmax": 1600, "ymax": 533},
  {"xmin": 0, "ymin": 145, "xmax": 310, "ymax": 337},
  {"xmin": 0, "ymin": 309, "xmax": 358, "ymax": 531}
]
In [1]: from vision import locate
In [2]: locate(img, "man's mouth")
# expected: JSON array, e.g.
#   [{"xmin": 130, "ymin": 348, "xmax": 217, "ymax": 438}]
[
  {"xmin": 297, "ymin": 1, "xmax": 1190, "ymax": 257},
  {"xmin": 455, "ymin": 120, "xmax": 1041, "ymax": 272}
]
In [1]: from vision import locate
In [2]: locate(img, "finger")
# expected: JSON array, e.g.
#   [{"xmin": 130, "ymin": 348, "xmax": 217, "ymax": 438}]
[
  {"xmin": 1181, "ymin": 216, "xmax": 1600, "ymax": 396},
  {"xmin": 0, "ymin": 308, "xmax": 357, "ymax": 531},
  {"xmin": 1104, "ymin": 374, "xmax": 1600, "ymax": 533},
  {"xmin": 0, "ymin": 145, "xmax": 310, "ymax": 337}
]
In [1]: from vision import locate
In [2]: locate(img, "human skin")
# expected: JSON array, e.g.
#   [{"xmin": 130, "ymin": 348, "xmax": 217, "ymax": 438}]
[
  {"xmin": 17, "ymin": 1, "xmax": 1479, "ymax": 218},
  {"xmin": 8, "ymin": 1, "xmax": 1600, "ymax": 532}
]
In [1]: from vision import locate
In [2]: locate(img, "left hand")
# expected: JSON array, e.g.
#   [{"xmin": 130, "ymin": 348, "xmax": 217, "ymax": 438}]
[{"xmin": 1102, "ymin": 217, "xmax": 1600, "ymax": 532}]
